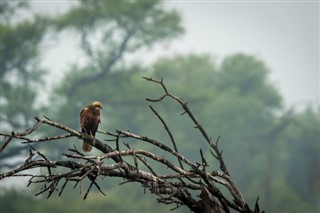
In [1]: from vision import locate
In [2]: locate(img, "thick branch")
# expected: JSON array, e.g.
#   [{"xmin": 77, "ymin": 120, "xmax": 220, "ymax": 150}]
[
  {"xmin": 143, "ymin": 77, "xmax": 230, "ymax": 175},
  {"xmin": 0, "ymin": 77, "xmax": 263, "ymax": 213}
]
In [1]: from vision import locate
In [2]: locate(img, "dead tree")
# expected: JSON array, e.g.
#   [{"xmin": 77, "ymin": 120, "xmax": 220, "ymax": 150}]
[{"xmin": 0, "ymin": 77, "xmax": 264, "ymax": 213}]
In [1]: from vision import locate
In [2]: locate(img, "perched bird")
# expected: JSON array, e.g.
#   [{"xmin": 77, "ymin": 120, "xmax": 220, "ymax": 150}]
[{"xmin": 80, "ymin": 101, "xmax": 102, "ymax": 152}]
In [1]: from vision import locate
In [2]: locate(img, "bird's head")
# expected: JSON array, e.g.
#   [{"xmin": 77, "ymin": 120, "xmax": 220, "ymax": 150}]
[{"xmin": 91, "ymin": 101, "xmax": 103, "ymax": 110}]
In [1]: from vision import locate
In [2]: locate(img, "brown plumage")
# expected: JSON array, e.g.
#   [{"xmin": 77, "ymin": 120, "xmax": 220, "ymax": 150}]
[{"xmin": 80, "ymin": 101, "xmax": 102, "ymax": 152}]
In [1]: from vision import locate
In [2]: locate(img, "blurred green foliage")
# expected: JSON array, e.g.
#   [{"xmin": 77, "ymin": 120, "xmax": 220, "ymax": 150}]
[
  {"xmin": 0, "ymin": 1, "xmax": 49, "ymax": 164},
  {"xmin": 0, "ymin": 2, "xmax": 48, "ymax": 130},
  {"xmin": 0, "ymin": 185, "xmax": 189, "ymax": 213},
  {"xmin": 1, "ymin": 1, "xmax": 319, "ymax": 212}
]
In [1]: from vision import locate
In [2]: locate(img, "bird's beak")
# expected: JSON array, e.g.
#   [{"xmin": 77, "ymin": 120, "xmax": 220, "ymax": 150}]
[{"xmin": 100, "ymin": 106, "xmax": 103, "ymax": 109}]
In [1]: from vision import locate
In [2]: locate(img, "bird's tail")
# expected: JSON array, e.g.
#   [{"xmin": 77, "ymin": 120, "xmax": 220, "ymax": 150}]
[{"xmin": 82, "ymin": 140, "xmax": 92, "ymax": 152}]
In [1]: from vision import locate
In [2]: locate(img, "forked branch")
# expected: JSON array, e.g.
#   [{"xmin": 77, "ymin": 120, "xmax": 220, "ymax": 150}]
[{"xmin": 0, "ymin": 77, "xmax": 263, "ymax": 213}]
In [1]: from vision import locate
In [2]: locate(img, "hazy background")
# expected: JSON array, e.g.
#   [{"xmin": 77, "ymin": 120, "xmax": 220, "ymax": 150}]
[
  {"xmin": 31, "ymin": 1, "xmax": 319, "ymax": 109},
  {"xmin": 1, "ymin": 1, "xmax": 319, "ymax": 213}
]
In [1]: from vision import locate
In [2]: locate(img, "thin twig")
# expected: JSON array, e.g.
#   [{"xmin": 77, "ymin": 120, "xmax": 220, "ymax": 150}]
[
  {"xmin": 0, "ymin": 77, "xmax": 262, "ymax": 212},
  {"xmin": 149, "ymin": 105, "xmax": 184, "ymax": 170}
]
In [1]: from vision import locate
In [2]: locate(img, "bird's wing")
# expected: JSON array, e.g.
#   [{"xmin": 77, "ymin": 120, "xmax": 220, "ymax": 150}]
[{"xmin": 80, "ymin": 107, "xmax": 88, "ymax": 129}]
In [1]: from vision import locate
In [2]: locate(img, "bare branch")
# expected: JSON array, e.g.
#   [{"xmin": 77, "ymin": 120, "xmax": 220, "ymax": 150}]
[
  {"xmin": 143, "ymin": 77, "xmax": 230, "ymax": 176},
  {"xmin": 21, "ymin": 133, "xmax": 73, "ymax": 144},
  {"xmin": 0, "ymin": 77, "xmax": 263, "ymax": 213},
  {"xmin": 115, "ymin": 130, "xmax": 195, "ymax": 169},
  {"xmin": 149, "ymin": 105, "xmax": 184, "ymax": 170}
]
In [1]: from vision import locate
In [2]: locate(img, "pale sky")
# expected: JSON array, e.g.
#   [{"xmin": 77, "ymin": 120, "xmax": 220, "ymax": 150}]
[
  {"xmin": 164, "ymin": 1, "xmax": 319, "ymax": 109},
  {"xmin": 29, "ymin": 0, "xmax": 319, "ymax": 110}
]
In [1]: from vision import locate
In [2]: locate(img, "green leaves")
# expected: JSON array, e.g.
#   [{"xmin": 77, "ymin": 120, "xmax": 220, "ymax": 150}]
[
  {"xmin": 54, "ymin": 0, "xmax": 183, "ymax": 48},
  {"xmin": 1, "ymin": 2, "xmax": 49, "ymax": 131},
  {"xmin": 1, "ymin": 17, "xmax": 47, "ymax": 82},
  {"xmin": 0, "ymin": 2, "xmax": 49, "ymax": 166},
  {"xmin": 0, "ymin": 1, "xmax": 28, "ymax": 22},
  {"xmin": 51, "ymin": 0, "xmax": 183, "ymax": 102},
  {"xmin": 1, "ymin": 1, "xmax": 318, "ymax": 212}
]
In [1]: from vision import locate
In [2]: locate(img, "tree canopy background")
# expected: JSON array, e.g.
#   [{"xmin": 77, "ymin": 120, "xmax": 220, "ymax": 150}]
[{"xmin": 0, "ymin": 1, "xmax": 319, "ymax": 212}]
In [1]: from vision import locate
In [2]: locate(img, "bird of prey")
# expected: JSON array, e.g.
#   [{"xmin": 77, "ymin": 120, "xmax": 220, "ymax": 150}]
[{"xmin": 80, "ymin": 101, "xmax": 102, "ymax": 152}]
